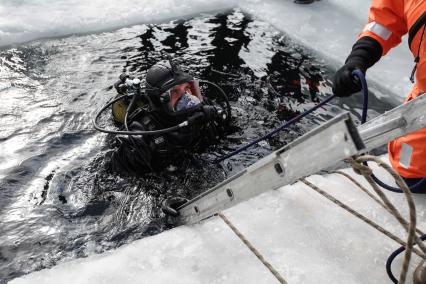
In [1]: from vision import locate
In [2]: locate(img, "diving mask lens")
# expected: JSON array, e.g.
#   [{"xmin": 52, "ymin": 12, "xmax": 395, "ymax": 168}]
[
  {"xmin": 174, "ymin": 91, "xmax": 201, "ymax": 111},
  {"xmin": 166, "ymin": 81, "xmax": 202, "ymax": 112}
]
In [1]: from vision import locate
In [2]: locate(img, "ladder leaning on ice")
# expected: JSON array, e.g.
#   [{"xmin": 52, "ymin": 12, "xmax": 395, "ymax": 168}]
[
  {"xmin": 174, "ymin": 94, "xmax": 426, "ymax": 283},
  {"xmin": 176, "ymin": 94, "xmax": 426, "ymax": 225}
]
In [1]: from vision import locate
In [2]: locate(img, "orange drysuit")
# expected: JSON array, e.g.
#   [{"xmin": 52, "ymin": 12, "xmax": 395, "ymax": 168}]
[{"xmin": 360, "ymin": 0, "xmax": 426, "ymax": 178}]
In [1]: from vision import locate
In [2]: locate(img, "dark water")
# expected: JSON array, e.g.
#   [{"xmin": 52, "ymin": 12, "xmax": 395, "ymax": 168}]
[{"xmin": 0, "ymin": 8, "xmax": 396, "ymax": 282}]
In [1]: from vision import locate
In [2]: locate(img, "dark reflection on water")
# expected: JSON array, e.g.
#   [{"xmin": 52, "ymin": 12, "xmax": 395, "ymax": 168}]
[{"xmin": 0, "ymin": 8, "xmax": 396, "ymax": 282}]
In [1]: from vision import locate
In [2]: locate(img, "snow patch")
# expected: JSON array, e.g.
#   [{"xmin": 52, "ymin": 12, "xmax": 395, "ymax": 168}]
[{"xmin": 0, "ymin": 0, "xmax": 237, "ymax": 47}]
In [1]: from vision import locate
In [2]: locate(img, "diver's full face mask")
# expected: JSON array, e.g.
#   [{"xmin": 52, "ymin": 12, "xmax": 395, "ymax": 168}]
[{"xmin": 160, "ymin": 80, "xmax": 203, "ymax": 114}]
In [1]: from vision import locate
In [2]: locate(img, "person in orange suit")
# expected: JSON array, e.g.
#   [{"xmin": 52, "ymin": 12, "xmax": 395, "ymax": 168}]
[{"xmin": 333, "ymin": 0, "xmax": 426, "ymax": 188}]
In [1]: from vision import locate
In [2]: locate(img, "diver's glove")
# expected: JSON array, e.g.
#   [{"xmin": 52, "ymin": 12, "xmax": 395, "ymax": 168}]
[
  {"xmin": 161, "ymin": 197, "xmax": 189, "ymax": 217},
  {"xmin": 333, "ymin": 36, "xmax": 383, "ymax": 97}
]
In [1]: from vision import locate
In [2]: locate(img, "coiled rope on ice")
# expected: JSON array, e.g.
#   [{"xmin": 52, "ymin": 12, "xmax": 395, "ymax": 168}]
[
  {"xmin": 300, "ymin": 155, "xmax": 426, "ymax": 284},
  {"xmin": 216, "ymin": 155, "xmax": 424, "ymax": 284},
  {"xmin": 217, "ymin": 154, "xmax": 425, "ymax": 283}
]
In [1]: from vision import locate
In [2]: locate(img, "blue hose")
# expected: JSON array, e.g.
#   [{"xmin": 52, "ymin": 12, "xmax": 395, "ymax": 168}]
[
  {"xmin": 214, "ymin": 94, "xmax": 337, "ymax": 163},
  {"xmin": 352, "ymin": 69, "xmax": 426, "ymax": 283},
  {"xmin": 352, "ymin": 69, "xmax": 369, "ymax": 124},
  {"xmin": 352, "ymin": 70, "xmax": 426, "ymax": 193},
  {"xmin": 386, "ymin": 234, "xmax": 426, "ymax": 283}
]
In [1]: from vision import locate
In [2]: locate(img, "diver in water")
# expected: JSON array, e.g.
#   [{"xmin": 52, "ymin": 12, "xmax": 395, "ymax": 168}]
[{"xmin": 94, "ymin": 58, "xmax": 231, "ymax": 176}]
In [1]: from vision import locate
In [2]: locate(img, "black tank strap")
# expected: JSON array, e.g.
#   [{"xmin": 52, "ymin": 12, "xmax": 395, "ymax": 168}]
[
  {"xmin": 410, "ymin": 24, "xmax": 426, "ymax": 83},
  {"xmin": 408, "ymin": 11, "xmax": 426, "ymax": 50}
]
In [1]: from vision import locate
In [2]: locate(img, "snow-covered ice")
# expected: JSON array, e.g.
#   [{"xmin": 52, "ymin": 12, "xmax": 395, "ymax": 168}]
[
  {"xmin": 10, "ymin": 156, "xmax": 426, "ymax": 284},
  {"xmin": 5, "ymin": 0, "xmax": 424, "ymax": 283},
  {"xmin": 0, "ymin": 0, "xmax": 237, "ymax": 47}
]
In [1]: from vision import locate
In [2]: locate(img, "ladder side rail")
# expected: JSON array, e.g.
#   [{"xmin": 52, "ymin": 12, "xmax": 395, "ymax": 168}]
[
  {"xmin": 359, "ymin": 94, "xmax": 426, "ymax": 151},
  {"xmin": 178, "ymin": 112, "xmax": 363, "ymax": 224}
]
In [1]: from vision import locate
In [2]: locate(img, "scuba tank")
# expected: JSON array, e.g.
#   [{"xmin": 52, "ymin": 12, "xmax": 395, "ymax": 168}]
[{"xmin": 112, "ymin": 74, "xmax": 146, "ymax": 124}]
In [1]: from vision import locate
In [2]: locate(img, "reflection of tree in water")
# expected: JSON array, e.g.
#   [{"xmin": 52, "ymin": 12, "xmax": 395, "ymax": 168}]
[
  {"xmin": 122, "ymin": 26, "xmax": 157, "ymax": 73},
  {"xmin": 140, "ymin": 27, "xmax": 155, "ymax": 52},
  {"xmin": 266, "ymin": 41, "xmax": 325, "ymax": 121},
  {"xmin": 122, "ymin": 9, "xmax": 327, "ymax": 113},
  {"xmin": 205, "ymin": 11, "xmax": 251, "ymax": 74},
  {"xmin": 161, "ymin": 20, "xmax": 190, "ymax": 54},
  {"xmin": 124, "ymin": 21, "xmax": 191, "ymax": 75},
  {"xmin": 197, "ymin": 11, "xmax": 254, "ymax": 103}
]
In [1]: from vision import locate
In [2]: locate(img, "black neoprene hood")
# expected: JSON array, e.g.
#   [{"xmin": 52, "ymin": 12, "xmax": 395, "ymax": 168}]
[{"xmin": 145, "ymin": 60, "xmax": 193, "ymax": 96}]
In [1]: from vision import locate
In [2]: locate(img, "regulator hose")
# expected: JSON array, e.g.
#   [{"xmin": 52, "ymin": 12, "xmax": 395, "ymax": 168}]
[
  {"xmin": 199, "ymin": 79, "xmax": 232, "ymax": 124},
  {"xmin": 352, "ymin": 69, "xmax": 369, "ymax": 124},
  {"xmin": 124, "ymin": 93, "xmax": 138, "ymax": 131}
]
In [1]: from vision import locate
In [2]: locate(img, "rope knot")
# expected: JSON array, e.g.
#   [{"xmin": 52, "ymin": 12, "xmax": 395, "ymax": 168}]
[{"xmin": 346, "ymin": 157, "xmax": 373, "ymax": 176}]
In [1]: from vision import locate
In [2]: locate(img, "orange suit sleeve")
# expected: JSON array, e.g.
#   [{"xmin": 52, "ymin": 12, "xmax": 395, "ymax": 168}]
[{"xmin": 359, "ymin": 0, "xmax": 408, "ymax": 55}]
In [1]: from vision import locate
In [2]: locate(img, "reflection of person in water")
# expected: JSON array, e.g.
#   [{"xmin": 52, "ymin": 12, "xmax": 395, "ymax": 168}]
[{"xmin": 206, "ymin": 12, "xmax": 251, "ymax": 74}]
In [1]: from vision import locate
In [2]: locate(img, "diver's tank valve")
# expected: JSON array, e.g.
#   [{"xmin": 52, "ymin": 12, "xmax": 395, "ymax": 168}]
[
  {"xmin": 125, "ymin": 77, "xmax": 141, "ymax": 98},
  {"xmin": 114, "ymin": 73, "xmax": 142, "ymax": 98},
  {"xmin": 119, "ymin": 73, "xmax": 127, "ymax": 82}
]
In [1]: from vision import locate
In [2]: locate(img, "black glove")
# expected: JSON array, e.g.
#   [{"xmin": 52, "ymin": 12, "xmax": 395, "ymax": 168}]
[
  {"xmin": 333, "ymin": 36, "xmax": 383, "ymax": 97},
  {"xmin": 161, "ymin": 197, "xmax": 189, "ymax": 217}
]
